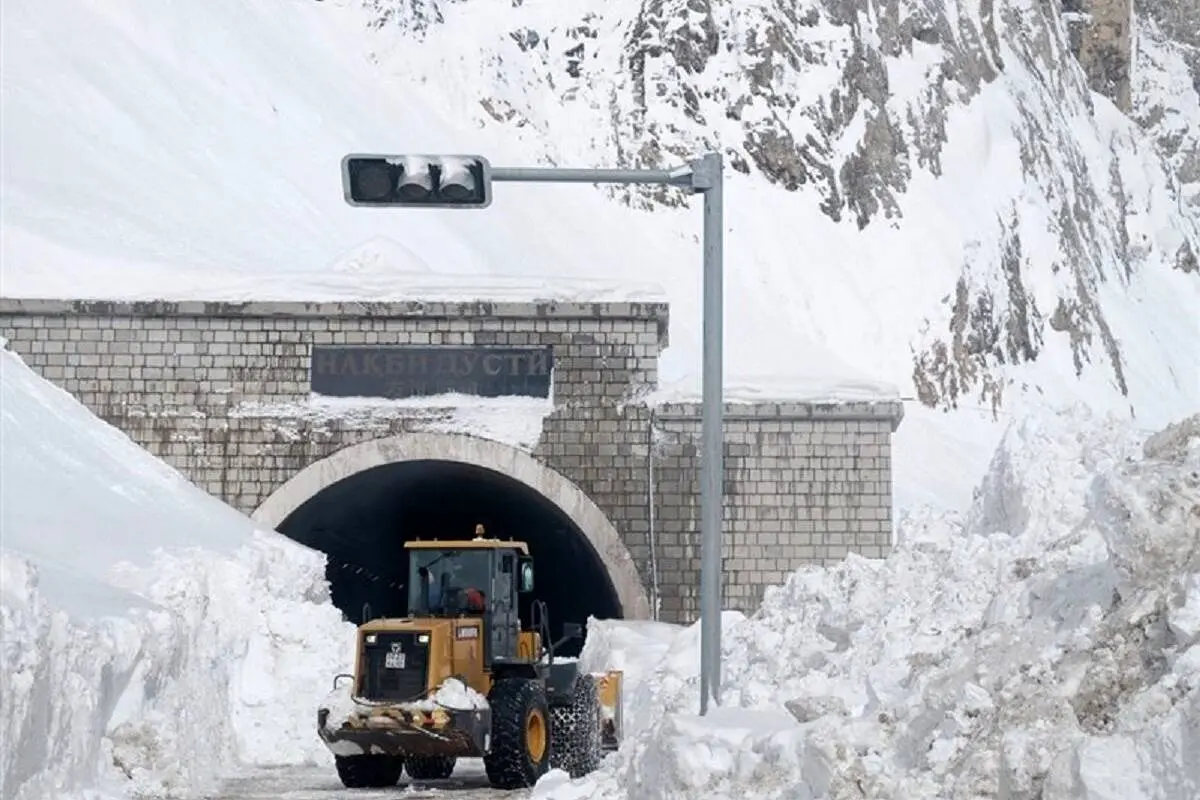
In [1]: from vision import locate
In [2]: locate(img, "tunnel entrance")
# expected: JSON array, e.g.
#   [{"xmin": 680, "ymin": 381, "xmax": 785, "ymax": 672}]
[
  {"xmin": 277, "ymin": 460, "xmax": 619, "ymax": 656},
  {"xmin": 255, "ymin": 433, "xmax": 649, "ymax": 659}
]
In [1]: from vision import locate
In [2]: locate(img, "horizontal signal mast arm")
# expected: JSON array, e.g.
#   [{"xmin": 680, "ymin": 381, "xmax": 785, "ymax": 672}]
[{"xmin": 488, "ymin": 166, "xmax": 695, "ymax": 186}]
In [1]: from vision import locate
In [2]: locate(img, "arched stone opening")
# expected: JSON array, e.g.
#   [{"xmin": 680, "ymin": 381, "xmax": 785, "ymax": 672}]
[{"xmin": 254, "ymin": 432, "xmax": 649, "ymax": 656}]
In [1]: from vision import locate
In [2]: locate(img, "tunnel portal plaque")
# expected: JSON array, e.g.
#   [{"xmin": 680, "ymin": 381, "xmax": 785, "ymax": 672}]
[{"xmin": 310, "ymin": 345, "xmax": 554, "ymax": 399}]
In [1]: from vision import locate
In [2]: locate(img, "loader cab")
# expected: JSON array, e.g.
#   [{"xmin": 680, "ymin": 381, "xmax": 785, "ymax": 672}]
[
  {"xmin": 408, "ymin": 548, "xmax": 493, "ymax": 617},
  {"xmin": 404, "ymin": 529, "xmax": 536, "ymax": 667}
]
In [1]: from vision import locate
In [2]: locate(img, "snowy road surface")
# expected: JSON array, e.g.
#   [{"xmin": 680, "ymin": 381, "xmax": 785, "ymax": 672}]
[{"xmin": 208, "ymin": 762, "xmax": 529, "ymax": 799}]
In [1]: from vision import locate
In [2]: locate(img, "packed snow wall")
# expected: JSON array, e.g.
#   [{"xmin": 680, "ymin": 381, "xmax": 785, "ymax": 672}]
[{"xmin": 541, "ymin": 407, "xmax": 1200, "ymax": 800}]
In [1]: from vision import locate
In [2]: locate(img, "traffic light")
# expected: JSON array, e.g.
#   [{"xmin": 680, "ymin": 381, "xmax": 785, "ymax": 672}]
[{"xmin": 341, "ymin": 154, "xmax": 493, "ymax": 209}]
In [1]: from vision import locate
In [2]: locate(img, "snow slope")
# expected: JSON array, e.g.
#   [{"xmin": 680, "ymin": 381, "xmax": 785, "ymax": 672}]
[
  {"xmin": 541, "ymin": 409, "xmax": 1200, "ymax": 800},
  {"xmin": 2, "ymin": 0, "xmax": 1198, "ymax": 509},
  {"xmin": 0, "ymin": 346, "xmax": 355, "ymax": 800}
]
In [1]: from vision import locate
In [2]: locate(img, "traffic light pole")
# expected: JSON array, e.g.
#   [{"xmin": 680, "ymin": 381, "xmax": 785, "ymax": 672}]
[
  {"xmin": 342, "ymin": 150, "xmax": 726, "ymax": 715},
  {"xmin": 490, "ymin": 154, "xmax": 725, "ymax": 714}
]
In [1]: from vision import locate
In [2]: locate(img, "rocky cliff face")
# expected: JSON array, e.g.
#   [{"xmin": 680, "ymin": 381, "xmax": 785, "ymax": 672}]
[
  {"xmin": 360, "ymin": 0, "xmax": 1198, "ymax": 415},
  {"xmin": 1133, "ymin": 0, "xmax": 1200, "ymax": 222}
]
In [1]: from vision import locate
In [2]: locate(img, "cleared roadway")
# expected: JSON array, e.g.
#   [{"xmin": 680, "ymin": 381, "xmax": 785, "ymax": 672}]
[{"xmin": 208, "ymin": 761, "xmax": 530, "ymax": 799}]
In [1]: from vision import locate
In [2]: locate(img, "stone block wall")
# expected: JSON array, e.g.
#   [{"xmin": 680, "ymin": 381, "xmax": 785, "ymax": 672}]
[
  {"xmin": 1, "ymin": 297, "xmax": 905, "ymax": 625},
  {"xmin": 0, "ymin": 299, "xmax": 666, "ymax": 412},
  {"xmin": 649, "ymin": 400, "xmax": 901, "ymax": 618}
]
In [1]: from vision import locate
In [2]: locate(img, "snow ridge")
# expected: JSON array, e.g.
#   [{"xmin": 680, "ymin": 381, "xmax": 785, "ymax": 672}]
[
  {"xmin": 551, "ymin": 407, "xmax": 1200, "ymax": 799},
  {"xmin": 0, "ymin": 345, "xmax": 356, "ymax": 800},
  {"xmin": 1, "ymin": 536, "xmax": 354, "ymax": 800}
]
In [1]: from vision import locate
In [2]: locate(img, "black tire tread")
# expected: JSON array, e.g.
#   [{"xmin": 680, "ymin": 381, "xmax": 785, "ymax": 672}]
[
  {"xmin": 404, "ymin": 755, "xmax": 456, "ymax": 781},
  {"xmin": 483, "ymin": 678, "xmax": 551, "ymax": 789},
  {"xmin": 549, "ymin": 673, "xmax": 602, "ymax": 778},
  {"xmin": 334, "ymin": 754, "xmax": 404, "ymax": 788}
]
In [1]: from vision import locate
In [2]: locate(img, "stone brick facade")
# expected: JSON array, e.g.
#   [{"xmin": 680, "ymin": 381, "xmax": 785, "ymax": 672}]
[
  {"xmin": 1, "ymin": 297, "xmax": 904, "ymax": 623},
  {"xmin": 651, "ymin": 402, "xmax": 896, "ymax": 613}
]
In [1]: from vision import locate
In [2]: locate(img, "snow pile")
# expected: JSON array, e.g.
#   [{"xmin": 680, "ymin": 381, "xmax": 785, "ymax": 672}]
[
  {"xmin": 577, "ymin": 615, "xmax": 747, "ymax": 744},
  {"xmin": 0, "ymin": 346, "xmax": 356, "ymax": 799},
  {"xmin": 318, "ymin": 675, "xmax": 487, "ymax": 730},
  {"xmin": 417, "ymin": 677, "xmax": 490, "ymax": 711},
  {"xmin": 539, "ymin": 408, "xmax": 1200, "ymax": 799},
  {"xmin": 231, "ymin": 392, "xmax": 555, "ymax": 452},
  {"xmin": 316, "ymin": 682, "xmax": 361, "ymax": 734}
]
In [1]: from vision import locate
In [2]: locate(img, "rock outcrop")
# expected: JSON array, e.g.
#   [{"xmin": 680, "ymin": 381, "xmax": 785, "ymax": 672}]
[{"xmin": 361, "ymin": 0, "xmax": 1199, "ymax": 413}]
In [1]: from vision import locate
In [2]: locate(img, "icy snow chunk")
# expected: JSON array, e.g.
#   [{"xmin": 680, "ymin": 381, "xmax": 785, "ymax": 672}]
[
  {"xmin": 1169, "ymin": 574, "xmax": 1200, "ymax": 647},
  {"xmin": 532, "ymin": 768, "xmax": 594, "ymax": 799},
  {"xmin": 1090, "ymin": 413, "xmax": 1200, "ymax": 602},
  {"xmin": 108, "ymin": 714, "xmax": 190, "ymax": 798},
  {"xmin": 1141, "ymin": 413, "xmax": 1200, "ymax": 463},
  {"xmin": 412, "ymin": 677, "xmax": 489, "ymax": 711},
  {"xmin": 783, "ymin": 694, "xmax": 849, "ymax": 724},
  {"xmin": 318, "ymin": 682, "xmax": 360, "ymax": 731}
]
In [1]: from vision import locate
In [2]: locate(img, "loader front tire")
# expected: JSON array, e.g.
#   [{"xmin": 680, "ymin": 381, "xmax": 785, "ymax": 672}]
[
  {"xmin": 334, "ymin": 754, "xmax": 404, "ymax": 788},
  {"xmin": 405, "ymin": 755, "xmax": 456, "ymax": 781},
  {"xmin": 550, "ymin": 673, "xmax": 603, "ymax": 778},
  {"xmin": 484, "ymin": 678, "xmax": 550, "ymax": 789}
]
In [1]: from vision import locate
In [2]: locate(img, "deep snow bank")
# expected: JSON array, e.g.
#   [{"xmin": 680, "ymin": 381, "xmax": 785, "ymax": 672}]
[
  {"xmin": 545, "ymin": 408, "xmax": 1200, "ymax": 800},
  {"xmin": 0, "ymin": 346, "xmax": 355, "ymax": 799}
]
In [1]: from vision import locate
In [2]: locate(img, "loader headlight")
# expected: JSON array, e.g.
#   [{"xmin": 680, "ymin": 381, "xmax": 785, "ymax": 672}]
[
  {"xmin": 418, "ymin": 634, "xmax": 430, "ymax": 644},
  {"xmin": 366, "ymin": 634, "xmax": 378, "ymax": 644}
]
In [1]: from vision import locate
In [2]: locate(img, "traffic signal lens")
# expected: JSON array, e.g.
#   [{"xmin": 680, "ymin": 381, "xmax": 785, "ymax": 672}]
[
  {"xmin": 397, "ymin": 182, "xmax": 431, "ymax": 200},
  {"xmin": 352, "ymin": 163, "xmax": 393, "ymax": 201},
  {"xmin": 439, "ymin": 182, "xmax": 472, "ymax": 201},
  {"xmin": 437, "ymin": 158, "xmax": 477, "ymax": 201}
]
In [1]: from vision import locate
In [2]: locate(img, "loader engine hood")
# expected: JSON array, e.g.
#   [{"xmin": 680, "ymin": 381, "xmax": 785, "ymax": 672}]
[{"xmin": 354, "ymin": 617, "xmax": 458, "ymax": 703}]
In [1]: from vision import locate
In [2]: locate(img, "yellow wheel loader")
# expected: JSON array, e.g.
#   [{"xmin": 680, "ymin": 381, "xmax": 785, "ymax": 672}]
[{"xmin": 316, "ymin": 525, "xmax": 625, "ymax": 790}]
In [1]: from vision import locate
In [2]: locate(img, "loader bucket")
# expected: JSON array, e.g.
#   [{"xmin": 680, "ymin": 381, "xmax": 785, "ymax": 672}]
[
  {"xmin": 318, "ymin": 703, "xmax": 492, "ymax": 759},
  {"xmin": 592, "ymin": 670, "xmax": 624, "ymax": 751}
]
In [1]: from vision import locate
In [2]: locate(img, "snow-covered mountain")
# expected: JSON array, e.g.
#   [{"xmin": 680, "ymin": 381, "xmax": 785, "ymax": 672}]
[
  {"xmin": 1, "ymin": 0, "xmax": 1197, "ymax": 506},
  {"xmin": 361, "ymin": 0, "xmax": 1199, "ymax": 414},
  {"xmin": 1135, "ymin": 0, "xmax": 1200, "ymax": 215}
]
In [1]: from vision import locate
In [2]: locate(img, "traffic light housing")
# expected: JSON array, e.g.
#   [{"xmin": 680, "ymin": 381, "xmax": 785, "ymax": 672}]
[{"xmin": 341, "ymin": 154, "xmax": 493, "ymax": 209}]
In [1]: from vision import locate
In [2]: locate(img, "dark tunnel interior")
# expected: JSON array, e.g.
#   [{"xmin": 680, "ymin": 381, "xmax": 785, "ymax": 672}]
[{"xmin": 276, "ymin": 460, "xmax": 623, "ymax": 658}]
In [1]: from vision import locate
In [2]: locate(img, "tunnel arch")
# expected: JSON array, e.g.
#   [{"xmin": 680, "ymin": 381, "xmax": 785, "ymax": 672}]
[{"xmin": 253, "ymin": 431, "xmax": 651, "ymax": 621}]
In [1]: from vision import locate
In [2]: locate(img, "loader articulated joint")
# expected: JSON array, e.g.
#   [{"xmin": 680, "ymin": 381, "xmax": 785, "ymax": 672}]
[
  {"xmin": 532, "ymin": 599, "xmax": 553, "ymax": 660},
  {"xmin": 550, "ymin": 621, "xmax": 584, "ymax": 654}
]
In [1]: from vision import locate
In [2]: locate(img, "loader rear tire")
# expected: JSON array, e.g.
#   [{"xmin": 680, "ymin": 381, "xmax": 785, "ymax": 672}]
[
  {"xmin": 550, "ymin": 673, "xmax": 603, "ymax": 778},
  {"xmin": 484, "ymin": 678, "xmax": 550, "ymax": 789},
  {"xmin": 405, "ymin": 755, "xmax": 456, "ymax": 781},
  {"xmin": 334, "ymin": 754, "xmax": 404, "ymax": 788}
]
